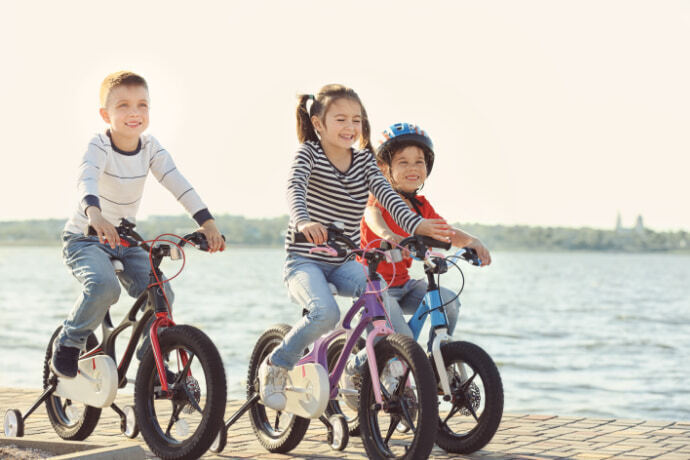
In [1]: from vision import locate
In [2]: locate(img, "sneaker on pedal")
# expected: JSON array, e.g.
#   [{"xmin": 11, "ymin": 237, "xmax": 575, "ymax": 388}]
[
  {"xmin": 51, "ymin": 344, "xmax": 81, "ymax": 379},
  {"xmin": 339, "ymin": 359, "xmax": 362, "ymax": 411},
  {"xmin": 258, "ymin": 357, "xmax": 288, "ymax": 411}
]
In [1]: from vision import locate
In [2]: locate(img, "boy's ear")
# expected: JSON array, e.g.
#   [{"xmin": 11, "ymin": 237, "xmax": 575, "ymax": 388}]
[{"xmin": 99, "ymin": 107, "xmax": 110, "ymax": 124}]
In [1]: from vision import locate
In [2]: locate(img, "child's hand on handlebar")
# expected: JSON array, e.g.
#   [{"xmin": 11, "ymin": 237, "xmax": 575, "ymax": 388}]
[
  {"xmin": 414, "ymin": 218, "xmax": 452, "ymax": 242},
  {"xmin": 466, "ymin": 237, "xmax": 492, "ymax": 266},
  {"xmin": 86, "ymin": 207, "xmax": 120, "ymax": 249},
  {"xmin": 197, "ymin": 219, "xmax": 226, "ymax": 253},
  {"xmin": 297, "ymin": 221, "xmax": 328, "ymax": 245}
]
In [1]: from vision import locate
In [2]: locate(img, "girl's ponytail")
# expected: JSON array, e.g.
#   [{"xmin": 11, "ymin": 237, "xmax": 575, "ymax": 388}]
[{"xmin": 296, "ymin": 94, "xmax": 319, "ymax": 143}]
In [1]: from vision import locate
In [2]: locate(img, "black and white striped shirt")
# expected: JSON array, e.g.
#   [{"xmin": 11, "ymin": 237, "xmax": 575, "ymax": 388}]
[{"xmin": 285, "ymin": 140, "xmax": 423, "ymax": 263}]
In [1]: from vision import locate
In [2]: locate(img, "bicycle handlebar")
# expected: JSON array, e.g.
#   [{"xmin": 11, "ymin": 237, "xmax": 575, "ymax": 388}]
[{"xmin": 88, "ymin": 218, "xmax": 224, "ymax": 253}]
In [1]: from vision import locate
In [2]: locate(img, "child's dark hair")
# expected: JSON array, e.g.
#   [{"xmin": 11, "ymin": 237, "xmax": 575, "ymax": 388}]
[
  {"xmin": 296, "ymin": 84, "xmax": 373, "ymax": 151},
  {"xmin": 99, "ymin": 71, "xmax": 148, "ymax": 107}
]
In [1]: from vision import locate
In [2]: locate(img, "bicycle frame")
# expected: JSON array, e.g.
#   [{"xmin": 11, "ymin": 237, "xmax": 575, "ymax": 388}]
[
  {"xmin": 296, "ymin": 278, "xmax": 394, "ymax": 406},
  {"xmin": 405, "ymin": 249, "xmax": 468, "ymax": 396}
]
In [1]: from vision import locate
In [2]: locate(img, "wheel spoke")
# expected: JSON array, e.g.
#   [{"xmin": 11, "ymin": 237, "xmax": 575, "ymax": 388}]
[
  {"xmin": 177, "ymin": 350, "xmax": 196, "ymax": 382},
  {"xmin": 441, "ymin": 403, "xmax": 461, "ymax": 426},
  {"xmin": 465, "ymin": 398, "xmax": 480, "ymax": 422},
  {"xmin": 164, "ymin": 403, "xmax": 184, "ymax": 437},
  {"xmin": 399, "ymin": 399, "xmax": 416, "ymax": 432},
  {"xmin": 384, "ymin": 415, "xmax": 400, "ymax": 445},
  {"xmin": 460, "ymin": 370, "xmax": 478, "ymax": 391},
  {"xmin": 395, "ymin": 366, "xmax": 412, "ymax": 397}
]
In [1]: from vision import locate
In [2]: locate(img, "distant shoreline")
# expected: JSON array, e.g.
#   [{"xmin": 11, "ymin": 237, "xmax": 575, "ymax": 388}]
[{"xmin": 1, "ymin": 215, "xmax": 688, "ymax": 253}]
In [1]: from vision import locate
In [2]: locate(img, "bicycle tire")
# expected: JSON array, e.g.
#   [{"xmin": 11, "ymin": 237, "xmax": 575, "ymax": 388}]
[
  {"xmin": 434, "ymin": 341, "xmax": 503, "ymax": 453},
  {"xmin": 134, "ymin": 325, "xmax": 226, "ymax": 460},
  {"xmin": 325, "ymin": 336, "xmax": 365, "ymax": 436},
  {"xmin": 42, "ymin": 326, "xmax": 101, "ymax": 440},
  {"xmin": 359, "ymin": 333, "xmax": 438, "ymax": 460},
  {"xmin": 247, "ymin": 324, "xmax": 310, "ymax": 453}
]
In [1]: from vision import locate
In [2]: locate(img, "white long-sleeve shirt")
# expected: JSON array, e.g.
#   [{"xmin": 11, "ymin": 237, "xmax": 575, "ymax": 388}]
[{"xmin": 64, "ymin": 132, "xmax": 212, "ymax": 235}]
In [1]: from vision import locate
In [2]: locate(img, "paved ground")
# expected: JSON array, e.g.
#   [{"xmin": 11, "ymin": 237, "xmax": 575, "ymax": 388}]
[{"xmin": 1, "ymin": 387, "xmax": 689, "ymax": 459}]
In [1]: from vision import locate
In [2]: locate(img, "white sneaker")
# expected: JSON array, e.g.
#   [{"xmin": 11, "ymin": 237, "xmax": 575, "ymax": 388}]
[
  {"xmin": 258, "ymin": 357, "xmax": 288, "ymax": 411},
  {"xmin": 381, "ymin": 359, "xmax": 405, "ymax": 395},
  {"xmin": 339, "ymin": 359, "xmax": 361, "ymax": 411}
]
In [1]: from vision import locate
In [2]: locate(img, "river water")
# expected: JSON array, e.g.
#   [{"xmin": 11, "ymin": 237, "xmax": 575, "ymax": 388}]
[{"xmin": 0, "ymin": 246, "xmax": 688, "ymax": 421}]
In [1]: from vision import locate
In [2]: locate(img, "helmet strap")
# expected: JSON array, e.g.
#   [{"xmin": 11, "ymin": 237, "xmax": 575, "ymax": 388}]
[{"xmin": 395, "ymin": 189, "xmax": 424, "ymax": 215}]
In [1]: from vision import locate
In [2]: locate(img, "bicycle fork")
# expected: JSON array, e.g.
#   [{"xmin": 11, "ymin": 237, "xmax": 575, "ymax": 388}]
[{"xmin": 364, "ymin": 319, "xmax": 395, "ymax": 406}]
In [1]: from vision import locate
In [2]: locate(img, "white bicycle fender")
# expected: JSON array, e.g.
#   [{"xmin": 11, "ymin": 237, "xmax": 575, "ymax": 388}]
[{"xmin": 54, "ymin": 355, "xmax": 118, "ymax": 408}]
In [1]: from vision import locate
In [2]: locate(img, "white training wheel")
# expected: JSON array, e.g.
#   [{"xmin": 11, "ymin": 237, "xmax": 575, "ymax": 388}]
[
  {"xmin": 121, "ymin": 405, "xmax": 139, "ymax": 438},
  {"xmin": 209, "ymin": 426, "xmax": 227, "ymax": 453},
  {"xmin": 4, "ymin": 409, "xmax": 24, "ymax": 437},
  {"xmin": 328, "ymin": 414, "xmax": 349, "ymax": 451}
]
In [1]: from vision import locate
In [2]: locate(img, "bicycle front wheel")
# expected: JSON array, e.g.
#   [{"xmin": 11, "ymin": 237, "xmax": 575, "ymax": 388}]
[
  {"xmin": 134, "ymin": 325, "xmax": 226, "ymax": 460},
  {"xmin": 359, "ymin": 333, "xmax": 438, "ymax": 460},
  {"xmin": 434, "ymin": 341, "xmax": 503, "ymax": 453}
]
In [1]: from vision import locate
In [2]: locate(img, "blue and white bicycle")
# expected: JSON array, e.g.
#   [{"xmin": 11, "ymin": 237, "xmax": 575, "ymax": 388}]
[{"xmin": 329, "ymin": 235, "xmax": 504, "ymax": 454}]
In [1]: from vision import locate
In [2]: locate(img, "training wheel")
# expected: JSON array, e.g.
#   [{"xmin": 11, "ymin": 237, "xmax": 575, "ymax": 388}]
[
  {"xmin": 327, "ymin": 414, "xmax": 348, "ymax": 451},
  {"xmin": 121, "ymin": 405, "xmax": 139, "ymax": 438},
  {"xmin": 209, "ymin": 426, "xmax": 227, "ymax": 453},
  {"xmin": 4, "ymin": 409, "xmax": 24, "ymax": 437}
]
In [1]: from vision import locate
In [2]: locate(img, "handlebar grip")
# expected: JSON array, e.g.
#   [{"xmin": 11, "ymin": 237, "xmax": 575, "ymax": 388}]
[
  {"xmin": 419, "ymin": 236, "xmax": 452, "ymax": 250},
  {"xmin": 292, "ymin": 232, "xmax": 309, "ymax": 244}
]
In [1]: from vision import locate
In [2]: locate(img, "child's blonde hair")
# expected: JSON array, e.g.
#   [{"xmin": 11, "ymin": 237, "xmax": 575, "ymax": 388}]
[{"xmin": 99, "ymin": 71, "xmax": 148, "ymax": 108}]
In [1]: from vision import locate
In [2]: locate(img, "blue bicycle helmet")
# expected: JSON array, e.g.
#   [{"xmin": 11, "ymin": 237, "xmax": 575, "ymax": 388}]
[{"xmin": 376, "ymin": 123, "xmax": 434, "ymax": 175}]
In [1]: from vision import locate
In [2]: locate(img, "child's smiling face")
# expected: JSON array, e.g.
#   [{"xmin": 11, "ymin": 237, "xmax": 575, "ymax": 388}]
[
  {"xmin": 313, "ymin": 97, "xmax": 362, "ymax": 153},
  {"xmin": 99, "ymin": 84, "xmax": 150, "ymax": 143},
  {"xmin": 388, "ymin": 145, "xmax": 428, "ymax": 192}
]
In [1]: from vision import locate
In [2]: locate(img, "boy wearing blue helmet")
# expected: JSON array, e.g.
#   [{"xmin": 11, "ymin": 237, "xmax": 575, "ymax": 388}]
[{"xmin": 360, "ymin": 123, "xmax": 492, "ymax": 350}]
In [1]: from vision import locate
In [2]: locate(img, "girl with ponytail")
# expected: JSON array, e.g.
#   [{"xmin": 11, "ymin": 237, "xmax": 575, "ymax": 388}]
[{"xmin": 258, "ymin": 84, "xmax": 452, "ymax": 411}]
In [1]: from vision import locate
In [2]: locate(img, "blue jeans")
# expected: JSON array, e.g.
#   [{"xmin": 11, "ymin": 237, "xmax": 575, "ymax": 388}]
[
  {"xmin": 57, "ymin": 232, "xmax": 174, "ymax": 351},
  {"xmin": 269, "ymin": 254, "xmax": 371, "ymax": 370}
]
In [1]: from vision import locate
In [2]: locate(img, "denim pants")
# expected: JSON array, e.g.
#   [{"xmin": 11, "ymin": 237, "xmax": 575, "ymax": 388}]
[
  {"xmin": 269, "ymin": 254, "xmax": 373, "ymax": 369},
  {"xmin": 57, "ymin": 232, "xmax": 174, "ymax": 351}
]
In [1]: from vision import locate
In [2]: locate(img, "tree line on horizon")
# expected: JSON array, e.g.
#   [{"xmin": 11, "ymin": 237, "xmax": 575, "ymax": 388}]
[{"xmin": 0, "ymin": 215, "xmax": 688, "ymax": 253}]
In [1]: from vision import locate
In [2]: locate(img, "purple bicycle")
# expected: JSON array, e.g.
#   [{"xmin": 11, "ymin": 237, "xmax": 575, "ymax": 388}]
[{"xmin": 239, "ymin": 223, "xmax": 439, "ymax": 459}]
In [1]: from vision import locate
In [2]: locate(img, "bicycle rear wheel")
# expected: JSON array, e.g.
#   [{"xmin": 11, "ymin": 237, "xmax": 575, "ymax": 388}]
[
  {"xmin": 434, "ymin": 341, "xmax": 503, "ymax": 453},
  {"xmin": 359, "ymin": 333, "xmax": 438, "ymax": 460},
  {"xmin": 134, "ymin": 325, "xmax": 226, "ymax": 460},
  {"xmin": 246, "ymin": 324, "xmax": 310, "ymax": 453},
  {"xmin": 42, "ymin": 326, "xmax": 101, "ymax": 440}
]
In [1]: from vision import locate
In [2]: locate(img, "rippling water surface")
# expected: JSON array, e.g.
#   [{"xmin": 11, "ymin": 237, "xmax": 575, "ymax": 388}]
[{"xmin": 1, "ymin": 247, "xmax": 688, "ymax": 421}]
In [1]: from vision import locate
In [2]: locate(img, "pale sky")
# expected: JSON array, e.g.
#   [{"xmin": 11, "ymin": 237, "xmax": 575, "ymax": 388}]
[{"xmin": 1, "ymin": 1, "xmax": 689, "ymax": 231}]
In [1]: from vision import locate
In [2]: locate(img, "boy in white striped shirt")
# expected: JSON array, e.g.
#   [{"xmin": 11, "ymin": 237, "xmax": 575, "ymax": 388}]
[{"xmin": 52, "ymin": 71, "xmax": 225, "ymax": 379}]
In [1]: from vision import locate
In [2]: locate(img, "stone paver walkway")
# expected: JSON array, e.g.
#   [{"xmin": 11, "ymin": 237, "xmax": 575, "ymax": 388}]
[{"xmin": 1, "ymin": 388, "xmax": 689, "ymax": 459}]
